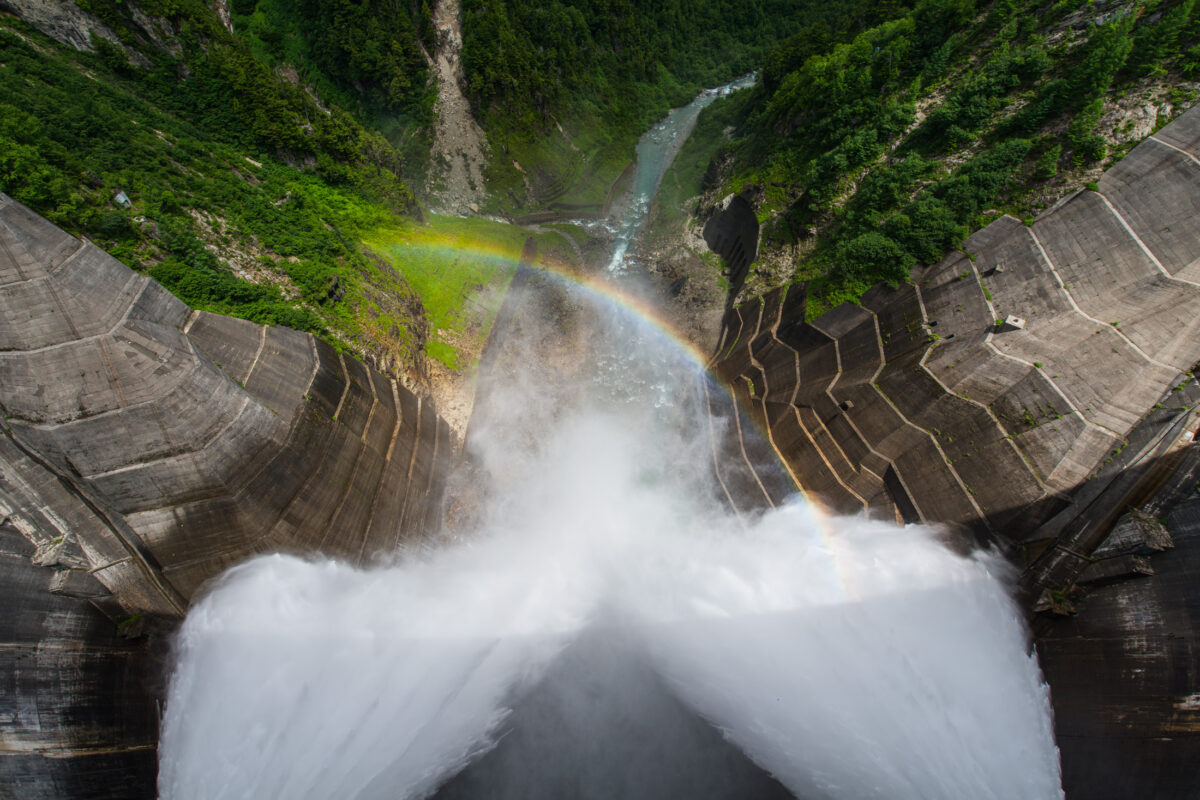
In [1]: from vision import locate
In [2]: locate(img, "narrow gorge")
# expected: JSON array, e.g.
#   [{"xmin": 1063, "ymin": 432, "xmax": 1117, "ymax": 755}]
[{"xmin": 2, "ymin": 0, "xmax": 1200, "ymax": 797}]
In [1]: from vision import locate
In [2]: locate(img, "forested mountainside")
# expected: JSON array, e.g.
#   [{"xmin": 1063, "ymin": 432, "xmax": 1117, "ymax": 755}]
[
  {"xmin": 0, "ymin": 0, "xmax": 438, "ymax": 378},
  {"xmin": 217, "ymin": 0, "xmax": 901, "ymax": 212},
  {"xmin": 456, "ymin": 0, "xmax": 904, "ymax": 213},
  {"xmin": 0, "ymin": 0, "xmax": 896, "ymax": 385},
  {"xmin": 240, "ymin": 0, "xmax": 434, "ymax": 111},
  {"xmin": 230, "ymin": 0, "xmax": 435, "ymax": 160},
  {"xmin": 680, "ymin": 0, "xmax": 1200, "ymax": 316},
  {"xmin": 4, "ymin": 0, "xmax": 1199, "ymax": 381},
  {"xmin": 0, "ymin": 0, "xmax": 563, "ymax": 388}
]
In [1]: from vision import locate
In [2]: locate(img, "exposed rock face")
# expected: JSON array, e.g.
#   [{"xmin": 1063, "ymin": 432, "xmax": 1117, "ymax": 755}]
[
  {"xmin": 209, "ymin": 0, "xmax": 232, "ymax": 33},
  {"xmin": 0, "ymin": 0, "xmax": 157, "ymax": 68},
  {"xmin": 702, "ymin": 193, "xmax": 758, "ymax": 300},
  {"xmin": 426, "ymin": 0, "xmax": 489, "ymax": 215},
  {"xmin": 709, "ymin": 106, "xmax": 1200, "ymax": 796},
  {"xmin": 0, "ymin": 193, "xmax": 452, "ymax": 792},
  {"xmin": 0, "ymin": 0, "xmax": 122, "ymax": 52}
]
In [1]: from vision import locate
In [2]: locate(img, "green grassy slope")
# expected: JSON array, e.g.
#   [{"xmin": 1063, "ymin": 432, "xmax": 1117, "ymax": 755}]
[{"xmin": 363, "ymin": 215, "xmax": 579, "ymax": 370}]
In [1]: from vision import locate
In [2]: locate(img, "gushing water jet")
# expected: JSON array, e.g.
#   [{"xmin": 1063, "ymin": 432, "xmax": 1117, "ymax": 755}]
[{"xmin": 158, "ymin": 77, "xmax": 1062, "ymax": 800}]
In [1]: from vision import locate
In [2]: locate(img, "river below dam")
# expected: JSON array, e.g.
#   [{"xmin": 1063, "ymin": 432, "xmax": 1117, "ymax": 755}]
[{"xmin": 157, "ymin": 80, "xmax": 1064, "ymax": 800}]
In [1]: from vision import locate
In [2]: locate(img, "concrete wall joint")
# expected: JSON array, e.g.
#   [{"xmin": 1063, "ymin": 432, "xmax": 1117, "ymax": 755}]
[
  {"xmin": 243, "ymin": 324, "xmax": 269, "ymax": 383},
  {"xmin": 861, "ymin": 307, "xmax": 988, "ymax": 522},
  {"xmin": 0, "ymin": 274, "xmax": 150, "ymax": 357},
  {"xmin": 701, "ymin": 380, "xmax": 741, "ymax": 515},
  {"xmin": 870, "ymin": 376, "xmax": 988, "ymax": 523},
  {"xmin": 332, "ymin": 350, "xmax": 351, "ymax": 421},
  {"xmin": 1027, "ymin": 226, "xmax": 1178, "ymax": 373},
  {"xmin": 45, "ymin": 238, "xmax": 89, "ymax": 278},
  {"xmin": 730, "ymin": 395, "xmax": 776, "ymax": 508},
  {"xmin": 1150, "ymin": 134, "xmax": 1200, "ymax": 168},
  {"xmin": 383, "ymin": 380, "xmax": 403, "ymax": 462},
  {"xmin": 912, "ymin": 282, "xmax": 1050, "ymax": 493},
  {"xmin": 83, "ymin": 395, "xmax": 254, "ymax": 481},
  {"xmin": 1, "ymin": 427, "xmax": 186, "ymax": 615},
  {"xmin": 1094, "ymin": 190, "xmax": 1200, "ymax": 289},
  {"xmin": 791, "ymin": 405, "xmax": 870, "ymax": 510},
  {"xmin": 404, "ymin": 396, "xmax": 422, "ymax": 482},
  {"xmin": 14, "ymin": 354, "xmax": 205, "ymax": 431},
  {"xmin": 301, "ymin": 334, "xmax": 322, "ymax": 408},
  {"xmin": 801, "ymin": 315, "xmax": 886, "ymax": 509},
  {"xmin": 0, "ymin": 219, "xmax": 30, "ymax": 283}
]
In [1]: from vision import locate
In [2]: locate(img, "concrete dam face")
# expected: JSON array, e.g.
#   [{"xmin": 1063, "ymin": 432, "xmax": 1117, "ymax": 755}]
[
  {"xmin": 710, "ymin": 106, "xmax": 1200, "ymax": 796},
  {"xmin": 0, "ymin": 194, "xmax": 453, "ymax": 791},
  {"xmin": 715, "ymin": 107, "xmax": 1200, "ymax": 540}
]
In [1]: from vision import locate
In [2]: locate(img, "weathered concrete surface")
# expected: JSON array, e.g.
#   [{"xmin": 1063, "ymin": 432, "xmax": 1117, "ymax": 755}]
[
  {"xmin": 1036, "ymin": 444, "xmax": 1200, "ymax": 799},
  {"xmin": 0, "ymin": 193, "xmax": 452, "ymax": 602},
  {"xmin": 0, "ymin": 193, "xmax": 452, "ymax": 794},
  {"xmin": 0, "ymin": 523, "xmax": 159, "ymax": 799},
  {"xmin": 714, "ymin": 105, "xmax": 1200, "ymax": 549},
  {"xmin": 709, "ymin": 106, "xmax": 1200, "ymax": 796}
]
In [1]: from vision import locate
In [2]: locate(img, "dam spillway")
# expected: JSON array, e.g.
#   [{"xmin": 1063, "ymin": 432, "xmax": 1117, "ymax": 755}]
[
  {"xmin": 156, "ymin": 264, "xmax": 1066, "ymax": 799},
  {"xmin": 155, "ymin": 86, "xmax": 1063, "ymax": 799},
  {"xmin": 3, "ymin": 82, "xmax": 1200, "ymax": 798}
]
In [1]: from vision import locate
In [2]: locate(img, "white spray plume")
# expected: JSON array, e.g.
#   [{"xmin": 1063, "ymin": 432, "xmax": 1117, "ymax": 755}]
[
  {"xmin": 159, "ymin": 390, "xmax": 1062, "ymax": 799},
  {"xmin": 159, "ymin": 77, "xmax": 1062, "ymax": 800}
]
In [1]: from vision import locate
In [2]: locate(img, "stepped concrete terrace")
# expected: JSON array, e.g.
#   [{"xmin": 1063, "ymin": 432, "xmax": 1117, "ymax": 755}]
[
  {"xmin": 714, "ymin": 105, "xmax": 1200, "ymax": 554},
  {"xmin": 709, "ymin": 104, "xmax": 1200, "ymax": 798},
  {"xmin": 0, "ymin": 193, "xmax": 452, "ymax": 792}
]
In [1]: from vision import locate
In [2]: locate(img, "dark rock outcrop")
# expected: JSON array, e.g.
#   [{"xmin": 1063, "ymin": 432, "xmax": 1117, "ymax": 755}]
[{"xmin": 702, "ymin": 193, "xmax": 758, "ymax": 300}]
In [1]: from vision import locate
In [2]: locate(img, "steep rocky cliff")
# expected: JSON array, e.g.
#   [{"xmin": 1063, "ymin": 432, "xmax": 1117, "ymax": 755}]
[{"xmin": 0, "ymin": 193, "xmax": 452, "ymax": 792}]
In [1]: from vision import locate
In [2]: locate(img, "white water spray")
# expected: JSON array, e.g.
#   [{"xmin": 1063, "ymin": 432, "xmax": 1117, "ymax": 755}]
[
  {"xmin": 158, "ymin": 81, "xmax": 1063, "ymax": 800},
  {"xmin": 159, "ymin": 396, "xmax": 1062, "ymax": 799}
]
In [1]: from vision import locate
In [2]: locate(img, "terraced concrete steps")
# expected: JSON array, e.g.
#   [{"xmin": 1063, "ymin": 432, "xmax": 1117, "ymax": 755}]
[
  {"xmin": 713, "ymin": 104, "xmax": 1200, "ymax": 547},
  {"xmin": 0, "ymin": 194, "xmax": 453, "ymax": 609}
]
